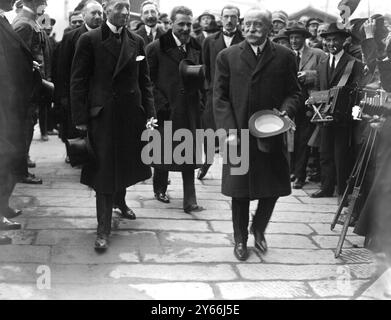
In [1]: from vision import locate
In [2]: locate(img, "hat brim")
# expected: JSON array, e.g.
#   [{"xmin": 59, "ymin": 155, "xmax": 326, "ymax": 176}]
[
  {"xmin": 198, "ymin": 13, "xmax": 215, "ymax": 21},
  {"xmin": 273, "ymin": 35, "xmax": 289, "ymax": 42},
  {"xmin": 272, "ymin": 18, "xmax": 286, "ymax": 24},
  {"xmin": 320, "ymin": 30, "xmax": 351, "ymax": 38},
  {"xmin": 285, "ymin": 29, "xmax": 312, "ymax": 38},
  {"xmin": 249, "ymin": 110, "xmax": 291, "ymax": 138}
]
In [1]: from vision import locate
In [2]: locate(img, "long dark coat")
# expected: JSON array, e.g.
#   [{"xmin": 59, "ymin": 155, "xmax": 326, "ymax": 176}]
[
  {"xmin": 146, "ymin": 30, "xmax": 203, "ymax": 171},
  {"xmin": 0, "ymin": 16, "xmax": 34, "ymax": 175},
  {"xmin": 55, "ymin": 24, "xmax": 89, "ymax": 142},
  {"xmin": 214, "ymin": 40, "xmax": 302, "ymax": 199},
  {"xmin": 202, "ymin": 30, "xmax": 244, "ymax": 131},
  {"xmin": 70, "ymin": 23, "xmax": 156, "ymax": 193},
  {"xmin": 135, "ymin": 25, "xmax": 165, "ymax": 47}
]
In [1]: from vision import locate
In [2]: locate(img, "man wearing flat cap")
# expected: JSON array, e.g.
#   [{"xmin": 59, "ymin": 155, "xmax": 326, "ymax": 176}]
[
  {"xmin": 306, "ymin": 17, "xmax": 323, "ymax": 48},
  {"xmin": 214, "ymin": 7, "xmax": 301, "ymax": 261},
  {"xmin": 311, "ymin": 23, "xmax": 365, "ymax": 201},
  {"xmin": 286, "ymin": 22, "xmax": 327, "ymax": 189},
  {"xmin": 271, "ymin": 10, "xmax": 288, "ymax": 37}
]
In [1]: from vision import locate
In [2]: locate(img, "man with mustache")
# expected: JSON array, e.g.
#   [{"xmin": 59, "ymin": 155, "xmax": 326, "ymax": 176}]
[
  {"xmin": 136, "ymin": 0, "xmax": 164, "ymax": 47},
  {"xmin": 197, "ymin": 5, "xmax": 244, "ymax": 180},
  {"xmin": 214, "ymin": 7, "xmax": 301, "ymax": 261},
  {"xmin": 0, "ymin": 0, "xmax": 36, "ymax": 242},
  {"xmin": 70, "ymin": 0, "xmax": 156, "ymax": 251},
  {"xmin": 146, "ymin": 6, "xmax": 204, "ymax": 213},
  {"xmin": 55, "ymin": 0, "xmax": 103, "ymax": 163}
]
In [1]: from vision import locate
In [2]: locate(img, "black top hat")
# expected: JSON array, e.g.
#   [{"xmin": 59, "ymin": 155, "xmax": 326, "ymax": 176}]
[
  {"xmin": 273, "ymin": 29, "xmax": 289, "ymax": 42},
  {"xmin": 285, "ymin": 21, "xmax": 312, "ymax": 38},
  {"xmin": 179, "ymin": 59, "xmax": 205, "ymax": 92},
  {"xmin": 249, "ymin": 110, "xmax": 291, "ymax": 139},
  {"xmin": 320, "ymin": 22, "xmax": 350, "ymax": 38},
  {"xmin": 306, "ymin": 17, "xmax": 323, "ymax": 28},
  {"xmin": 65, "ymin": 135, "xmax": 96, "ymax": 167}
]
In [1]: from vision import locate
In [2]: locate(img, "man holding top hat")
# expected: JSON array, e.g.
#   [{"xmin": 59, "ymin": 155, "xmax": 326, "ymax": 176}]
[
  {"xmin": 214, "ymin": 7, "xmax": 301, "ymax": 261},
  {"xmin": 311, "ymin": 22, "xmax": 364, "ymax": 200}
]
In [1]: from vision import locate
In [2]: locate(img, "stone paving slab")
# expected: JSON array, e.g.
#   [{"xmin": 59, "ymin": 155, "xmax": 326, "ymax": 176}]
[
  {"xmin": 308, "ymin": 279, "xmax": 371, "ymax": 298},
  {"xmin": 0, "ymin": 246, "xmax": 51, "ymax": 264}
]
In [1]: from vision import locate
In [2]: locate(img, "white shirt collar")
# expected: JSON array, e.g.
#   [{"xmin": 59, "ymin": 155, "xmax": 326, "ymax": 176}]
[
  {"xmin": 250, "ymin": 39, "xmax": 267, "ymax": 57},
  {"xmin": 106, "ymin": 20, "xmax": 123, "ymax": 34},
  {"xmin": 22, "ymin": 6, "xmax": 35, "ymax": 15},
  {"xmin": 330, "ymin": 49, "xmax": 344, "ymax": 67},
  {"xmin": 295, "ymin": 45, "xmax": 305, "ymax": 56},
  {"xmin": 85, "ymin": 23, "xmax": 93, "ymax": 31},
  {"xmin": 202, "ymin": 31, "xmax": 208, "ymax": 38},
  {"xmin": 0, "ymin": 9, "xmax": 5, "ymax": 17},
  {"xmin": 172, "ymin": 32, "xmax": 184, "ymax": 48},
  {"xmin": 145, "ymin": 25, "xmax": 157, "ymax": 35}
]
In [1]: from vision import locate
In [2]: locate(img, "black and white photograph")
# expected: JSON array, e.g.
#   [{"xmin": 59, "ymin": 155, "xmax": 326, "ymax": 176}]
[{"xmin": 0, "ymin": 0, "xmax": 391, "ymax": 303}]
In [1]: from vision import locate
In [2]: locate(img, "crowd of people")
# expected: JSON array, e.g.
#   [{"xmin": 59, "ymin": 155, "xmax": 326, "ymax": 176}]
[{"xmin": 1, "ymin": 0, "xmax": 391, "ymax": 262}]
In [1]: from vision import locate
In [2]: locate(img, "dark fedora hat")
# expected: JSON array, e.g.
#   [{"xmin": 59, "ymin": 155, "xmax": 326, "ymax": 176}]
[
  {"xmin": 65, "ymin": 135, "xmax": 96, "ymax": 167},
  {"xmin": 285, "ymin": 21, "xmax": 312, "ymax": 38},
  {"xmin": 179, "ymin": 59, "xmax": 205, "ymax": 92},
  {"xmin": 249, "ymin": 110, "xmax": 291, "ymax": 139},
  {"xmin": 320, "ymin": 22, "xmax": 350, "ymax": 38},
  {"xmin": 272, "ymin": 28, "xmax": 289, "ymax": 42}
]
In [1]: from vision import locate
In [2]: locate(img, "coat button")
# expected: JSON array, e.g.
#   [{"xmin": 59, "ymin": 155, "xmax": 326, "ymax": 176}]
[{"xmin": 180, "ymin": 88, "xmax": 185, "ymax": 94}]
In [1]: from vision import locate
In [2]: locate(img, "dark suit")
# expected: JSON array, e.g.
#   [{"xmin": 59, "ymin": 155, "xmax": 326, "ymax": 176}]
[
  {"xmin": 316, "ymin": 51, "xmax": 364, "ymax": 195},
  {"xmin": 0, "ymin": 15, "xmax": 34, "ymax": 215},
  {"xmin": 135, "ymin": 25, "xmax": 165, "ymax": 47},
  {"xmin": 214, "ymin": 40, "xmax": 301, "ymax": 243},
  {"xmin": 293, "ymin": 45, "xmax": 327, "ymax": 181},
  {"xmin": 146, "ymin": 30, "xmax": 203, "ymax": 209},
  {"xmin": 71, "ymin": 22, "xmax": 156, "ymax": 236},
  {"xmin": 55, "ymin": 24, "xmax": 89, "ymax": 145},
  {"xmin": 12, "ymin": 9, "xmax": 45, "ymax": 175}
]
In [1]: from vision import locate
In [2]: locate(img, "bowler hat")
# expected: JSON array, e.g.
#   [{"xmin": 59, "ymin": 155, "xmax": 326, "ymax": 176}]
[
  {"xmin": 65, "ymin": 135, "xmax": 96, "ymax": 167},
  {"xmin": 320, "ymin": 22, "xmax": 350, "ymax": 38},
  {"xmin": 249, "ymin": 110, "xmax": 291, "ymax": 139},
  {"xmin": 285, "ymin": 21, "xmax": 312, "ymax": 38},
  {"xmin": 179, "ymin": 59, "xmax": 205, "ymax": 92}
]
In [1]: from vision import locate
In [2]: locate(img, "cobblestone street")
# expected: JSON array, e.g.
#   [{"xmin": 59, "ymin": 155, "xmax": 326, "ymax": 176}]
[{"xmin": 1, "ymin": 131, "xmax": 390, "ymax": 300}]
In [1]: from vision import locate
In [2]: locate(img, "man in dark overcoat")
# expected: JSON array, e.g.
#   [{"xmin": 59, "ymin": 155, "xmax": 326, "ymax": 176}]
[
  {"xmin": 310, "ymin": 23, "xmax": 364, "ymax": 200},
  {"xmin": 197, "ymin": 4, "xmax": 244, "ymax": 180},
  {"xmin": 214, "ymin": 8, "xmax": 301, "ymax": 261},
  {"xmin": 55, "ymin": 0, "xmax": 103, "ymax": 162},
  {"xmin": 0, "ymin": 0, "xmax": 36, "ymax": 242},
  {"xmin": 70, "ymin": 0, "xmax": 156, "ymax": 250},
  {"xmin": 146, "ymin": 6, "xmax": 204, "ymax": 213}
]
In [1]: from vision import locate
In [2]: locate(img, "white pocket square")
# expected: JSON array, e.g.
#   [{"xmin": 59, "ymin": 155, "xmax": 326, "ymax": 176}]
[{"xmin": 136, "ymin": 55, "xmax": 145, "ymax": 61}]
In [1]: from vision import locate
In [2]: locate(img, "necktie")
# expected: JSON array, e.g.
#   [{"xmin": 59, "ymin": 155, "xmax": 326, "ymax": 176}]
[
  {"xmin": 296, "ymin": 51, "xmax": 301, "ymax": 68},
  {"xmin": 178, "ymin": 45, "xmax": 187, "ymax": 59},
  {"xmin": 147, "ymin": 31, "xmax": 154, "ymax": 43},
  {"xmin": 256, "ymin": 46, "xmax": 262, "ymax": 61},
  {"xmin": 113, "ymin": 32, "xmax": 121, "ymax": 44},
  {"xmin": 329, "ymin": 55, "xmax": 336, "ymax": 80}
]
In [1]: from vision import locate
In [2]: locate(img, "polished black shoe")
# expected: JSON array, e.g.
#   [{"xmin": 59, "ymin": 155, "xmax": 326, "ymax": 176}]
[
  {"xmin": 94, "ymin": 235, "xmax": 108, "ymax": 251},
  {"xmin": 0, "ymin": 217, "xmax": 21, "ymax": 231},
  {"xmin": 234, "ymin": 243, "xmax": 248, "ymax": 261},
  {"xmin": 184, "ymin": 204, "xmax": 205, "ymax": 214},
  {"xmin": 3, "ymin": 207, "xmax": 23, "ymax": 219},
  {"xmin": 311, "ymin": 189, "xmax": 333, "ymax": 198},
  {"xmin": 114, "ymin": 206, "xmax": 136, "ymax": 220},
  {"xmin": 254, "ymin": 231, "xmax": 268, "ymax": 254},
  {"xmin": 0, "ymin": 236, "xmax": 12, "ymax": 245},
  {"xmin": 293, "ymin": 178, "xmax": 306, "ymax": 189},
  {"xmin": 20, "ymin": 173, "xmax": 43, "ymax": 185},
  {"xmin": 27, "ymin": 158, "xmax": 36, "ymax": 168},
  {"xmin": 197, "ymin": 163, "xmax": 212, "ymax": 180},
  {"xmin": 290, "ymin": 174, "xmax": 296, "ymax": 182},
  {"xmin": 155, "ymin": 192, "xmax": 170, "ymax": 204},
  {"xmin": 308, "ymin": 172, "xmax": 321, "ymax": 182}
]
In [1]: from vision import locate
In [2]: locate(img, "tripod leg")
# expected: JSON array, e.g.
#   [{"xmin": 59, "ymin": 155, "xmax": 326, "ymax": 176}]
[
  {"xmin": 335, "ymin": 205, "xmax": 354, "ymax": 258},
  {"xmin": 331, "ymin": 186, "xmax": 351, "ymax": 230}
]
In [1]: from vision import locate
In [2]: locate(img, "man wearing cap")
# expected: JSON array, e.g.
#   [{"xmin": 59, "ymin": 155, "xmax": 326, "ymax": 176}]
[
  {"xmin": 70, "ymin": 0, "xmax": 156, "ymax": 250},
  {"xmin": 311, "ymin": 23, "xmax": 364, "ymax": 200},
  {"xmin": 285, "ymin": 21, "xmax": 327, "ymax": 189},
  {"xmin": 306, "ymin": 17, "xmax": 323, "ymax": 48},
  {"xmin": 146, "ymin": 6, "xmax": 204, "ymax": 213},
  {"xmin": 55, "ymin": 0, "xmax": 103, "ymax": 163},
  {"xmin": 272, "ymin": 28, "xmax": 290, "ymax": 48},
  {"xmin": 214, "ymin": 7, "xmax": 301, "ymax": 261},
  {"xmin": 197, "ymin": 5, "xmax": 244, "ymax": 180},
  {"xmin": 136, "ymin": 1, "xmax": 165, "ymax": 47},
  {"xmin": 271, "ymin": 10, "xmax": 288, "ymax": 37},
  {"xmin": 0, "ymin": 0, "xmax": 36, "ymax": 243}
]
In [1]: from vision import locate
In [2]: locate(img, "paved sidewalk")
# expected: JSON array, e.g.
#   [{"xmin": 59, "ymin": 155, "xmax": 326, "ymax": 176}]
[{"xmin": 0, "ymin": 131, "xmax": 389, "ymax": 300}]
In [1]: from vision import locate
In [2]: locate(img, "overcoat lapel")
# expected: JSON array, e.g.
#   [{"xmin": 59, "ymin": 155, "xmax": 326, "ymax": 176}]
[
  {"xmin": 300, "ymin": 45, "xmax": 312, "ymax": 71},
  {"xmin": 253, "ymin": 40, "xmax": 276, "ymax": 77},
  {"xmin": 239, "ymin": 41, "xmax": 257, "ymax": 72},
  {"xmin": 0, "ymin": 18, "xmax": 32, "ymax": 60},
  {"xmin": 113, "ymin": 30, "xmax": 136, "ymax": 78},
  {"xmin": 330, "ymin": 52, "xmax": 349, "ymax": 85}
]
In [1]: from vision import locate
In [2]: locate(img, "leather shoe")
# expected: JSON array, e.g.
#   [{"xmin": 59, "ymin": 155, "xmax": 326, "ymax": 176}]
[
  {"xmin": 293, "ymin": 178, "xmax": 305, "ymax": 189},
  {"xmin": 0, "ymin": 236, "xmax": 12, "ymax": 245},
  {"xmin": 27, "ymin": 158, "xmax": 36, "ymax": 168},
  {"xmin": 3, "ymin": 207, "xmax": 23, "ymax": 219},
  {"xmin": 94, "ymin": 235, "xmax": 108, "ymax": 251},
  {"xmin": 254, "ymin": 231, "xmax": 268, "ymax": 253},
  {"xmin": 0, "ymin": 217, "xmax": 21, "ymax": 230},
  {"xmin": 114, "ymin": 205, "xmax": 136, "ymax": 220},
  {"xmin": 20, "ymin": 173, "xmax": 42, "ymax": 184},
  {"xmin": 311, "ymin": 189, "xmax": 333, "ymax": 198},
  {"xmin": 308, "ymin": 172, "xmax": 321, "ymax": 182},
  {"xmin": 197, "ymin": 163, "xmax": 212, "ymax": 180},
  {"xmin": 290, "ymin": 174, "xmax": 296, "ymax": 182},
  {"xmin": 155, "ymin": 192, "xmax": 170, "ymax": 204},
  {"xmin": 234, "ymin": 243, "xmax": 248, "ymax": 261},
  {"xmin": 184, "ymin": 204, "xmax": 204, "ymax": 214}
]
